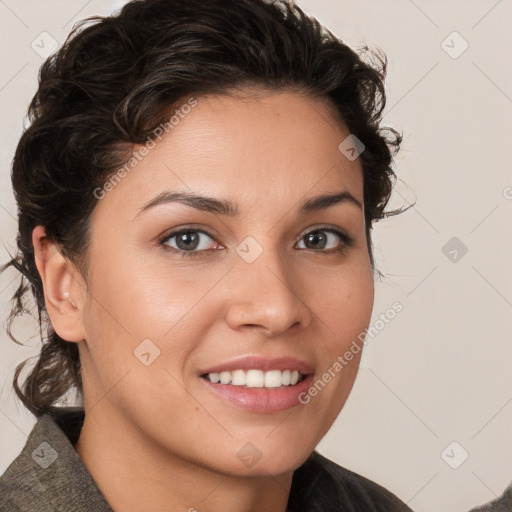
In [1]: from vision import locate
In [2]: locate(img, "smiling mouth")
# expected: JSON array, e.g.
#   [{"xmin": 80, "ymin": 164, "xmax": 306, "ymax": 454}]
[{"xmin": 200, "ymin": 369, "xmax": 306, "ymax": 389}]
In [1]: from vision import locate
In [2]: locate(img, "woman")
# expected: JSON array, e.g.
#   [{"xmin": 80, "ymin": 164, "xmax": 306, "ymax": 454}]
[{"xmin": 0, "ymin": 0, "xmax": 413, "ymax": 510}]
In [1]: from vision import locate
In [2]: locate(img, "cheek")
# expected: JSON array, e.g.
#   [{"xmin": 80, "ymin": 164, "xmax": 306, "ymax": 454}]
[
  {"xmin": 310, "ymin": 260, "xmax": 374, "ymax": 349},
  {"xmin": 301, "ymin": 258, "xmax": 373, "ymax": 411},
  {"xmin": 79, "ymin": 257, "xmax": 213, "ymax": 422},
  {"xmin": 81, "ymin": 251, "xmax": 229, "ymax": 366}
]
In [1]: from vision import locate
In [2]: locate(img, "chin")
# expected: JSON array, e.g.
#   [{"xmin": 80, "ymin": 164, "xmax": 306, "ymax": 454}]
[{"xmin": 232, "ymin": 443, "xmax": 314, "ymax": 478}]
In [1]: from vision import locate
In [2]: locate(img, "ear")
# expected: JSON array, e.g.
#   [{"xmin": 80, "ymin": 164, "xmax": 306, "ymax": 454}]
[{"xmin": 32, "ymin": 225, "xmax": 86, "ymax": 343}]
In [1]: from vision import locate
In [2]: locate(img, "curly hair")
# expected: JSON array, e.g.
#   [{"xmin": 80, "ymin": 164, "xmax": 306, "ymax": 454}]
[{"xmin": 1, "ymin": 0, "xmax": 402, "ymax": 418}]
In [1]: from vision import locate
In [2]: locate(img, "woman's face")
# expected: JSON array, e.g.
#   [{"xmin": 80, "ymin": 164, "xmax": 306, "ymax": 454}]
[{"xmin": 76, "ymin": 90, "xmax": 374, "ymax": 476}]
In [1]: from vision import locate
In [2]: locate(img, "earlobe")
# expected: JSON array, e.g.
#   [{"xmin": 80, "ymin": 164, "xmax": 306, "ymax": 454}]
[{"xmin": 32, "ymin": 225, "xmax": 86, "ymax": 343}]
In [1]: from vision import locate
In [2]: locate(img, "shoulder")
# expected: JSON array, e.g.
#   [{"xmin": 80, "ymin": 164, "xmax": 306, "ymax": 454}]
[
  {"xmin": 0, "ymin": 414, "xmax": 56, "ymax": 511},
  {"xmin": 289, "ymin": 450, "xmax": 414, "ymax": 511},
  {"xmin": 468, "ymin": 483, "xmax": 512, "ymax": 511},
  {"xmin": 0, "ymin": 408, "xmax": 112, "ymax": 512}
]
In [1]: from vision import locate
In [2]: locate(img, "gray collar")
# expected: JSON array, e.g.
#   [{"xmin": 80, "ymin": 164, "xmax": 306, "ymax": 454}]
[{"xmin": 1, "ymin": 408, "xmax": 113, "ymax": 512}]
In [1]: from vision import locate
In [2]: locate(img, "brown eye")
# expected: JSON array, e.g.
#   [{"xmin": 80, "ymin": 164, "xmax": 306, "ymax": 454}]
[
  {"xmin": 303, "ymin": 231, "xmax": 328, "ymax": 250},
  {"xmin": 161, "ymin": 229, "xmax": 220, "ymax": 255},
  {"xmin": 296, "ymin": 227, "xmax": 354, "ymax": 252}
]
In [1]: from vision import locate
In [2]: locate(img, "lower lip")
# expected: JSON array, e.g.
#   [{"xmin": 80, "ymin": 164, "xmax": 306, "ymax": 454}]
[{"xmin": 199, "ymin": 374, "xmax": 314, "ymax": 413}]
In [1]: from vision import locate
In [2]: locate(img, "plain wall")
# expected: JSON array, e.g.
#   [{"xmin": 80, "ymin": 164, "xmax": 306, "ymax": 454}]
[{"xmin": 0, "ymin": 1, "xmax": 511, "ymax": 511}]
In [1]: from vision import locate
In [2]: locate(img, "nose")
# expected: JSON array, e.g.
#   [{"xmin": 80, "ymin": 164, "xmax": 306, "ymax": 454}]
[{"xmin": 224, "ymin": 244, "xmax": 312, "ymax": 337}]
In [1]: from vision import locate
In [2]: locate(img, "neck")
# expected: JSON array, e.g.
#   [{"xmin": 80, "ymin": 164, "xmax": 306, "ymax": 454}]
[{"xmin": 73, "ymin": 407, "xmax": 293, "ymax": 512}]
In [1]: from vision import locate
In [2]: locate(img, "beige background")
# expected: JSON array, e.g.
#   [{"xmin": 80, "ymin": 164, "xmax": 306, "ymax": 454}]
[{"xmin": 1, "ymin": 1, "xmax": 511, "ymax": 510}]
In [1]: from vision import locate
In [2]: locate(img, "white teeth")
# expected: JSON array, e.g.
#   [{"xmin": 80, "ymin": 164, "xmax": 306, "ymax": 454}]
[
  {"xmin": 231, "ymin": 370, "xmax": 246, "ymax": 386},
  {"xmin": 209, "ymin": 372, "xmax": 220, "ymax": 383},
  {"xmin": 205, "ymin": 369, "xmax": 304, "ymax": 388},
  {"xmin": 246, "ymin": 369, "xmax": 264, "ymax": 388},
  {"xmin": 264, "ymin": 370, "xmax": 282, "ymax": 388},
  {"xmin": 219, "ymin": 371, "xmax": 231, "ymax": 384}
]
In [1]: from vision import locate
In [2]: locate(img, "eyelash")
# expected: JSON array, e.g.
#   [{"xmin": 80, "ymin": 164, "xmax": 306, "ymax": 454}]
[{"xmin": 158, "ymin": 225, "xmax": 354, "ymax": 258}]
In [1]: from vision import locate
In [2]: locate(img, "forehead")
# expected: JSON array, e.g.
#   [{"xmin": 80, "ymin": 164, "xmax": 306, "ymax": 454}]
[{"xmin": 93, "ymin": 90, "xmax": 363, "ymax": 218}]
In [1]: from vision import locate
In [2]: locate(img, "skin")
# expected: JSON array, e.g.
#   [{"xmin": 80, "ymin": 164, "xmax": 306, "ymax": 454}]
[{"xmin": 33, "ymin": 89, "xmax": 374, "ymax": 512}]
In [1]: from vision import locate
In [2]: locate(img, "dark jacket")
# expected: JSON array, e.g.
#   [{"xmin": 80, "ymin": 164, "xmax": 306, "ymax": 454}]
[
  {"xmin": 0, "ymin": 407, "xmax": 413, "ymax": 511},
  {"xmin": 468, "ymin": 484, "xmax": 512, "ymax": 512}
]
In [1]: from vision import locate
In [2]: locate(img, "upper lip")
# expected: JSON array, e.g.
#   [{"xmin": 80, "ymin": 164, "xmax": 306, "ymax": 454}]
[{"xmin": 199, "ymin": 356, "xmax": 314, "ymax": 376}]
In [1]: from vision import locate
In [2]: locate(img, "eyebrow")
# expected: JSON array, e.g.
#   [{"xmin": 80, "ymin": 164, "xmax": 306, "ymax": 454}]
[{"xmin": 135, "ymin": 189, "xmax": 362, "ymax": 218}]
